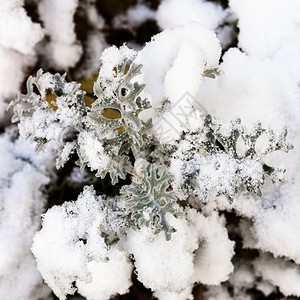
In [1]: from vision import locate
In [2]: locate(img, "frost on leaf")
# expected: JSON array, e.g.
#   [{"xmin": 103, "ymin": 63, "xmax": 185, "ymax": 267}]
[
  {"xmin": 8, "ymin": 46, "xmax": 153, "ymax": 184},
  {"xmin": 8, "ymin": 69, "xmax": 86, "ymax": 153},
  {"xmin": 91, "ymin": 55, "xmax": 152, "ymax": 158},
  {"xmin": 120, "ymin": 159, "xmax": 180, "ymax": 240},
  {"xmin": 172, "ymin": 115, "xmax": 293, "ymax": 203}
]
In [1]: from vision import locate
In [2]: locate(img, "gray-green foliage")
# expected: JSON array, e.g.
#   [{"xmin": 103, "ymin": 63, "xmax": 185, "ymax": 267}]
[
  {"xmin": 9, "ymin": 58, "xmax": 152, "ymax": 184},
  {"xmin": 8, "ymin": 69, "xmax": 86, "ymax": 153},
  {"xmin": 92, "ymin": 63, "xmax": 152, "ymax": 156},
  {"xmin": 172, "ymin": 114, "xmax": 293, "ymax": 203},
  {"xmin": 89, "ymin": 60, "xmax": 152, "ymax": 182},
  {"xmin": 8, "ymin": 53, "xmax": 293, "ymax": 240},
  {"xmin": 119, "ymin": 159, "xmax": 180, "ymax": 240}
]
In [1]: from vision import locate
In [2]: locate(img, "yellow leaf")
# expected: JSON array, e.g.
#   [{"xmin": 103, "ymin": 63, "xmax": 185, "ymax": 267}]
[
  {"xmin": 46, "ymin": 94, "xmax": 57, "ymax": 111},
  {"xmin": 79, "ymin": 74, "xmax": 98, "ymax": 94},
  {"xmin": 84, "ymin": 95, "xmax": 95, "ymax": 107},
  {"xmin": 102, "ymin": 108, "xmax": 121, "ymax": 119}
]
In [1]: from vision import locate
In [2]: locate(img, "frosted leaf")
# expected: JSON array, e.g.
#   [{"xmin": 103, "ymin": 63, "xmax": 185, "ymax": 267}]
[
  {"xmin": 170, "ymin": 114, "xmax": 292, "ymax": 203},
  {"xmin": 77, "ymin": 131, "xmax": 110, "ymax": 175},
  {"xmin": 9, "ymin": 47, "xmax": 153, "ymax": 183},
  {"xmin": 9, "ymin": 69, "xmax": 86, "ymax": 152},
  {"xmin": 120, "ymin": 159, "xmax": 181, "ymax": 240},
  {"xmin": 92, "ymin": 48, "xmax": 152, "ymax": 155}
]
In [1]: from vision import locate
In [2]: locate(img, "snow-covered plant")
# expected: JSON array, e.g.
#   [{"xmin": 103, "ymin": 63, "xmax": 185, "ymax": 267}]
[
  {"xmin": 8, "ymin": 41, "xmax": 294, "ymax": 300},
  {"xmin": 1, "ymin": 0, "xmax": 300, "ymax": 298},
  {"xmin": 120, "ymin": 159, "xmax": 181, "ymax": 239},
  {"xmin": 170, "ymin": 114, "xmax": 292, "ymax": 203},
  {"xmin": 9, "ymin": 48, "xmax": 152, "ymax": 184}
]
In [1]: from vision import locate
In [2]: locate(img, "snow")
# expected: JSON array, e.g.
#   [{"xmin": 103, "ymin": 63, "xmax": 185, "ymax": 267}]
[
  {"xmin": 113, "ymin": 4, "xmax": 156, "ymax": 29},
  {"xmin": 0, "ymin": 0, "xmax": 43, "ymax": 120},
  {"xmin": 256, "ymin": 280, "xmax": 276, "ymax": 297},
  {"xmin": 1, "ymin": 0, "xmax": 300, "ymax": 298},
  {"xmin": 156, "ymin": 0, "xmax": 227, "ymax": 31},
  {"xmin": 77, "ymin": 131, "xmax": 110, "ymax": 174},
  {"xmin": 38, "ymin": 0, "xmax": 82, "ymax": 69},
  {"xmin": 0, "ymin": 0, "xmax": 44, "ymax": 55},
  {"xmin": 76, "ymin": 32, "xmax": 107, "ymax": 80},
  {"xmin": 135, "ymin": 23, "xmax": 220, "ymax": 143},
  {"xmin": 136, "ymin": 23, "xmax": 221, "ymax": 108},
  {"xmin": 0, "ymin": 46, "xmax": 35, "ymax": 120},
  {"xmin": 192, "ymin": 9, "xmax": 300, "ymax": 287},
  {"xmin": 32, "ymin": 186, "xmax": 133, "ymax": 299},
  {"xmin": 123, "ymin": 209, "xmax": 234, "ymax": 296},
  {"xmin": 198, "ymin": 48, "xmax": 300, "ymax": 129},
  {"xmin": 164, "ymin": 41, "xmax": 205, "ymax": 103},
  {"xmin": 154, "ymin": 288, "xmax": 194, "ymax": 300},
  {"xmin": 76, "ymin": 249, "xmax": 132, "ymax": 300},
  {"xmin": 254, "ymin": 254, "xmax": 300, "ymax": 297},
  {"xmin": 0, "ymin": 129, "xmax": 52, "ymax": 299},
  {"xmin": 204, "ymin": 286, "xmax": 232, "ymax": 300},
  {"xmin": 228, "ymin": 264, "xmax": 255, "ymax": 290},
  {"xmin": 98, "ymin": 45, "xmax": 136, "ymax": 82},
  {"xmin": 188, "ymin": 210, "xmax": 234, "ymax": 285},
  {"xmin": 124, "ymin": 213, "xmax": 198, "ymax": 294},
  {"xmin": 230, "ymin": 0, "xmax": 300, "ymax": 82}
]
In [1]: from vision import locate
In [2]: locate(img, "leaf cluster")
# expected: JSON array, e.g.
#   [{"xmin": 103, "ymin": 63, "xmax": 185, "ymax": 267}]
[
  {"xmin": 172, "ymin": 114, "xmax": 293, "ymax": 203},
  {"xmin": 119, "ymin": 159, "xmax": 180, "ymax": 240},
  {"xmin": 9, "ymin": 59, "xmax": 152, "ymax": 184}
]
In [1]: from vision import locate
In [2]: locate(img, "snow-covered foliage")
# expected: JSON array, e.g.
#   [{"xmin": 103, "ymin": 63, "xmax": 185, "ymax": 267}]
[
  {"xmin": 1, "ymin": 0, "xmax": 300, "ymax": 299},
  {"xmin": 9, "ymin": 42, "xmax": 295, "ymax": 299},
  {"xmin": 170, "ymin": 114, "xmax": 292, "ymax": 203},
  {"xmin": 32, "ymin": 186, "xmax": 132, "ymax": 300},
  {"xmin": 0, "ymin": 0, "xmax": 106, "ymax": 122}
]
